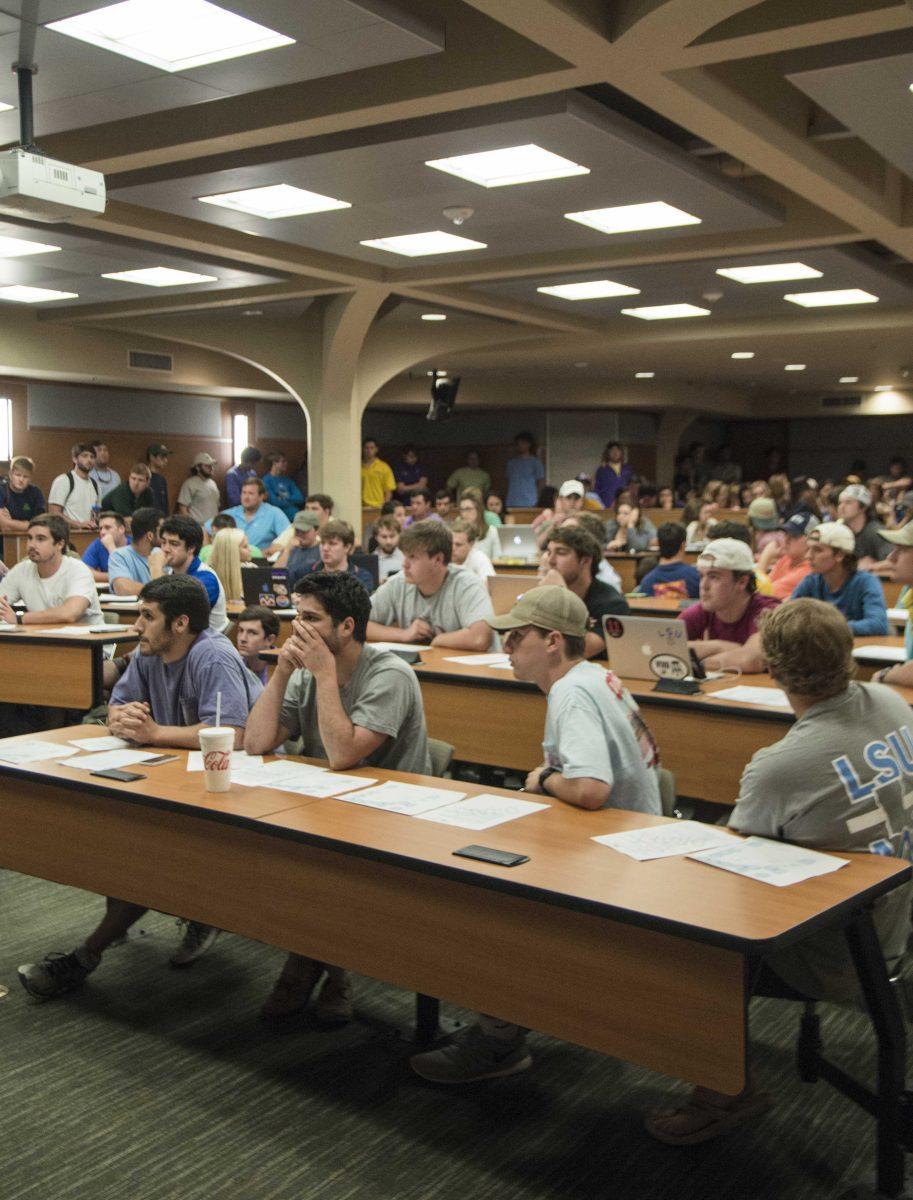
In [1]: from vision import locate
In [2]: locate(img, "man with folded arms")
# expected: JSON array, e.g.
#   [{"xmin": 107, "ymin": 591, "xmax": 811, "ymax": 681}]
[
  {"xmin": 367, "ymin": 519, "xmax": 494, "ymax": 650},
  {"xmin": 790, "ymin": 523, "xmax": 888, "ymax": 635},
  {"xmin": 646, "ymin": 599, "xmax": 913, "ymax": 1144},
  {"xmin": 411, "ymin": 587, "xmax": 660, "ymax": 1084},
  {"xmin": 18, "ymin": 576, "xmax": 261, "ymax": 998},
  {"xmin": 681, "ymin": 537, "xmax": 779, "ymax": 673},
  {"xmin": 245, "ymin": 572, "xmax": 431, "ymax": 1023}
]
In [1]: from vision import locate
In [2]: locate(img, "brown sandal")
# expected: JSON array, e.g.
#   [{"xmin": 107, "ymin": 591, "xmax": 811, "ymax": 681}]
[{"xmin": 645, "ymin": 1090, "xmax": 776, "ymax": 1145}]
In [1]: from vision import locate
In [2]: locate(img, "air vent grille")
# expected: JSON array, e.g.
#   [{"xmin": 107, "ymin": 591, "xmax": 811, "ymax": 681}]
[{"xmin": 129, "ymin": 349, "xmax": 172, "ymax": 372}]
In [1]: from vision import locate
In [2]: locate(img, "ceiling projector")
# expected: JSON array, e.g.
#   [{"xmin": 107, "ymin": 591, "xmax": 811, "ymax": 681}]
[{"xmin": 0, "ymin": 148, "xmax": 106, "ymax": 222}]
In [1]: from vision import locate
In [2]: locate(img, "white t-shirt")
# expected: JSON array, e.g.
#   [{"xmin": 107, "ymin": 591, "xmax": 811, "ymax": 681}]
[
  {"xmin": 198, "ymin": 562, "xmax": 229, "ymax": 634},
  {"xmin": 0, "ymin": 555, "xmax": 102, "ymax": 624},
  {"xmin": 458, "ymin": 545, "xmax": 495, "ymax": 582},
  {"xmin": 48, "ymin": 472, "xmax": 98, "ymax": 522}
]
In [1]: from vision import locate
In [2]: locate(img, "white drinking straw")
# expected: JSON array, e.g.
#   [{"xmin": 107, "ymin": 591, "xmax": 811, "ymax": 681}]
[{"xmin": 216, "ymin": 691, "xmax": 222, "ymax": 728}]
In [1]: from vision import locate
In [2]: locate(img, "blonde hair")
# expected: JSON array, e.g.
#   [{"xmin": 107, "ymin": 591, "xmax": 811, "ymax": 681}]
[
  {"xmin": 760, "ymin": 599, "xmax": 855, "ymax": 698},
  {"xmin": 209, "ymin": 527, "xmax": 246, "ymax": 601}
]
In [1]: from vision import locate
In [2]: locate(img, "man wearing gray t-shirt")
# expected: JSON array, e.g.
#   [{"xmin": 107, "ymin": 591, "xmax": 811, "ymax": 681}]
[
  {"xmin": 246, "ymin": 570, "xmax": 432, "ymax": 1024},
  {"xmin": 367, "ymin": 519, "xmax": 494, "ymax": 651},
  {"xmin": 646, "ymin": 598, "xmax": 913, "ymax": 1146}
]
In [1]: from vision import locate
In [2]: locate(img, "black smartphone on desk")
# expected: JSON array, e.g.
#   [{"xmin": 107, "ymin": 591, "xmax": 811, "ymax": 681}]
[
  {"xmin": 454, "ymin": 845, "xmax": 529, "ymax": 867},
  {"xmin": 90, "ymin": 768, "xmax": 146, "ymax": 782}
]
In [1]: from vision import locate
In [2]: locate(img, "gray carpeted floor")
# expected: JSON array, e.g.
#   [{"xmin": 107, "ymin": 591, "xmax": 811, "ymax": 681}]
[{"xmin": 0, "ymin": 867, "xmax": 904, "ymax": 1200}]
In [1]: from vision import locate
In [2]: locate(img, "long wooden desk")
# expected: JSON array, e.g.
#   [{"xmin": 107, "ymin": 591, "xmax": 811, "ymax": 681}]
[
  {"xmin": 1, "ymin": 725, "xmax": 908, "ymax": 1112},
  {"xmin": 412, "ymin": 649, "xmax": 913, "ymax": 808},
  {"xmin": 0, "ymin": 626, "xmax": 139, "ymax": 708},
  {"xmin": 2, "ymin": 528, "xmax": 96, "ymax": 568}
]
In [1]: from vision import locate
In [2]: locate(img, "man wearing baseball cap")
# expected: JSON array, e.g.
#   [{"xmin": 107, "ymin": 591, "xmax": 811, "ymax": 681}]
[
  {"xmin": 145, "ymin": 443, "xmax": 171, "ymax": 514},
  {"xmin": 535, "ymin": 479, "xmax": 585, "ymax": 548},
  {"xmin": 176, "ymin": 452, "xmax": 220, "ymax": 526},
  {"xmin": 410, "ymin": 586, "xmax": 660, "ymax": 1086},
  {"xmin": 275, "ymin": 510, "xmax": 321, "ymax": 580},
  {"xmin": 791, "ymin": 523, "xmax": 888, "ymax": 634},
  {"xmin": 680, "ymin": 537, "xmax": 779, "ymax": 672},
  {"xmin": 872, "ymin": 523, "xmax": 913, "ymax": 686},
  {"xmin": 837, "ymin": 483, "xmax": 890, "ymax": 568},
  {"xmin": 762, "ymin": 511, "xmax": 818, "ymax": 599}
]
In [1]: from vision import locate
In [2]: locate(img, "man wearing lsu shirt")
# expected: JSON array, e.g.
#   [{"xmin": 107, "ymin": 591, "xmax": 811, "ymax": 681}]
[
  {"xmin": 411, "ymin": 587, "xmax": 659, "ymax": 1085},
  {"xmin": 646, "ymin": 600, "xmax": 913, "ymax": 1145},
  {"xmin": 680, "ymin": 538, "xmax": 779, "ymax": 673}
]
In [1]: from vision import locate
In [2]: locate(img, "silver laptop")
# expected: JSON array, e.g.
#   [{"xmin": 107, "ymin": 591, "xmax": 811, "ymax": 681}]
[
  {"xmin": 602, "ymin": 614, "xmax": 692, "ymax": 682},
  {"xmin": 495, "ymin": 524, "xmax": 540, "ymax": 563}
]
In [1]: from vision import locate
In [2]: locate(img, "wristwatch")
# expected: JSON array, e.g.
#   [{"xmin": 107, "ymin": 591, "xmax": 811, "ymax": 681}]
[
  {"xmin": 15, "ymin": 611, "xmax": 22, "ymax": 625},
  {"xmin": 538, "ymin": 766, "xmax": 560, "ymax": 792}
]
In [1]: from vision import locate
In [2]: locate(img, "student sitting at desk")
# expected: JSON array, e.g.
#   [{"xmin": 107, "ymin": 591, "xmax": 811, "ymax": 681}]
[
  {"xmin": 646, "ymin": 600, "xmax": 913, "ymax": 1145},
  {"xmin": 245, "ymin": 572, "xmax": 431, "ymax": 1022},
  {"xmin": 107, "ymin": 506, "xmax": 165, "ymax": 597},
  {"xmin": 307, "ymin": 518, "xmax": 375, "ymax": 594},
  {"xmin": 274, "ymin": 510, "xmax": 321, "ymax": 578},
  {"xmin": 367, "ymin": 520, "xmax": 495, "ymax": 651},
  {"xmin": 790, "ymin": 524, "xmax": 888, "ymax": 636},
  {"xmin": 411, "ymin": 586, "xmax": 660, "ymax": 1085},
  {"xmin": 870, "ymin": 523, "xmax": 913, "ymax": 687},
  {"xmin": 17, "ymin": 576, "xmax": 261, "ymax": 999},
  {"xmin": 0, "ymin": 514, "xmax": 102, "ymax": 627},
  {"xmin": 159, "ymin": 515, "xmax": 228, "ymax": 634},
  {"xmin": 206, "ymin": 479, "xmax": 290, "ymax": 553},
  {"xmin": 637, "ymin": 522, "xmax": 700, "ymax": 599},
  {"xmin": 81, "ymin": 511, "xmax": 130, "ymax": 585},
  {"xmin": 450, "ymin": 518, "xmax": 494, "ymax": 585},
  {"xmin": 236, "ymin": 604, "xmax": 279, "ymax": 684},
  {"xmin": 681, "ymin": 538, "xmax": 779, "ymax": 673},
  {"xmin": 540, "ymin": 525, "xmax": 628, "ymax": 659}
]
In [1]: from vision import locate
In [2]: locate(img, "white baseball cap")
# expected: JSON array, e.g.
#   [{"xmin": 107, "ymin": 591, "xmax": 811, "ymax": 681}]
[
  {"xmin": 558, "ymin": 479, "xmax": 585, "ymax": 499},
  {"xmin": 839, "ymin": 484, "xmax": 871, "ymax": 508},
  {"xmin": 808, "ymin": 523, "xmax": 855, "ymax": 554},
  {"xmin": 697, "ymin": 538, "xmax": 755, "ymax": 573}
]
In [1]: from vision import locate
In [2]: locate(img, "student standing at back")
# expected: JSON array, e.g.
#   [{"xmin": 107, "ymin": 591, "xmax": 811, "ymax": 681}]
[
  {"xmin": 48, "ymin": 442, "xmax": 99, "ymax": 527},
  {"xmin": 505, "ymin": 432, "xmax": 544, "ymax": 509}
]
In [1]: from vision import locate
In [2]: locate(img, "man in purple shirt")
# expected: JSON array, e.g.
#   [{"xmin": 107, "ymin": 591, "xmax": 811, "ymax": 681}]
[
  {"xmin": 225, "ymin": 445, "xmax": 262, "ymax": 506},
  {"xmin": 594, "ymin": 442, "xmax": 637, "ymax": 509},
  {"xmin": 18, "ymin": 575, "xmax": 262, "ymax": 1000},
  {"xmin": 680, "ymin": 538, "xmax": 779, "ymax": 673}
]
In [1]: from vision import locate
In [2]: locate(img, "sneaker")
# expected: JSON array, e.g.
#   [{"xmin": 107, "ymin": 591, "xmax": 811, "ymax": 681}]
[
  {"xmin": 18, "ymin": 946, "xmax": 100, "ymax": 999},
  {"xmin": 169, "ymin": 920, "xmax": 220, "ymax": 968},
  {"xmin": 315, "ymin": 970, "xmax": 354, "ymax": 1024},
  {"xmin": 259, "ymin": 956, "xmax": 324, "ymax": 1021},
  {"xmin": 410, "ymin": 1023, "xmax": 532, "ymax": 1083}
]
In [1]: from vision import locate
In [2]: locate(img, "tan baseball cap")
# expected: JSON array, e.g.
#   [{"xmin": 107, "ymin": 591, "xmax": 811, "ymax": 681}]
[
  {"xmin": 879, "ymin": 524, "xmax": 913, "ymax": 548},
  {"xmin": 487, "ymin": 585, "xmax": 588, "ymax": 638},
  {"xmin": 193, "ymin": 452, "xmax": 216, "ymax": 467}
]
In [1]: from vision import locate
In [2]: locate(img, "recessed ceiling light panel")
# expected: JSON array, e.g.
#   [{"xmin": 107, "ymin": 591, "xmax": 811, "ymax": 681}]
[
  {"xmin": 102, "ymin": 267, "xmax": 217, "ymax": 287},
  {"xmin": 47, "ymin": 0, "xmax": 295, "ymax": 73},
  {"xmin": 537, "ymin": 279, "xmax": 640, "ymax": 300},
  {"xmin": 421, "ymin": 313, "xmax": 447, "ymax": 321},
  {"xmin": 635, "ymin": 372, "xmax": 655, "ymax": 378},
  {"xmin": 426, "ymin": 144, "xmax": 589, "ymax": 188},
  {"xmin": 784, "ymin": 364, "xmax": 806, "ymax": 371},
  {"xmin": 716, "ymin": 262, "xmax": 822, "ymax": 284},
  {"xmin": 621, "ymin": 303, "xmax": 710, "ymax": 320},
  {"xmin": 199, "ymin": 183, "xmax": 350, "ymax": 219},
  {"xmin": 0, "ymin": 235, "xmax": 60, "ymax": 257},
  {"xmin": 784, "ymin": 289, "xmax": 879, "ymax": 307},
  {"xmin": 875, "ymin": 385, "xmax": 894, "ymax": 392},
  {"xmin": 839, "ymin": 376, "xmax": 859, "ymax": 383},
  {"xmin": 731, "ymin": 351, "xmax": 754, "ymax": 359},
  {"xmin": 0, "ymin": 285, "xmax": 77, "ymax": 303},
  {"xmin": 565, "ymin": 201, "xmax": 701, "ymax": 236},
  {"xmin": 359, "ymin": 231, "xmax": 487, "ymax": 257}
]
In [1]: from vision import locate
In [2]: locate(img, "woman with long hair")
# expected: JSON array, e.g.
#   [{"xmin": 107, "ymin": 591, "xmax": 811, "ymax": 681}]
[
  {"xmin": 605, "ymin": 500, "xmax": 658, "ymax": 553},
  {"xmin": 208, "ymin": 527, "xmax": 252, "ymax": 602},
  {"xmin": 458, "ymin": 492, "xmax": 500, "ymax": 559}
]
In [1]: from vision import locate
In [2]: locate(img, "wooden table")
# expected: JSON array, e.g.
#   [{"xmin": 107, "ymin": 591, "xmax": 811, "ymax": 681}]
[
  {"xmin": 0, "ymin": 726, "xmax": 907, "ymax": 1107},
  {"xmin": 852, "ymin": 635, "xmax": 906, "ymax": 680},
  {"xmin": 490, "ymin": 573, "xmax": 537, "ymax": 614},
  {"xmin": 412, "ymin": 648, "xmax": 913, "ymax": 808},
  {"xmin": 626, "ymin": 595, "xmax": 688, "ymax": 617},
  {"xmin": 0, "ymin": 626, "xmax": 139, "ymax": 709}
]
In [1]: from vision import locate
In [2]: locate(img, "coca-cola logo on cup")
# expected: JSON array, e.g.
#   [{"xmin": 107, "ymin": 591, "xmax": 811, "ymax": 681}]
[{"xmin": 203, "ymin": 750, "xmax": 232, "ymax": 771}]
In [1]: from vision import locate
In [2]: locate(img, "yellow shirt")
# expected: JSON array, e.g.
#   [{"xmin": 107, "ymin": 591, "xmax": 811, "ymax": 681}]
[{"xmin": 361, "ymin": 457, "xmax": 396, "ymax": 507}]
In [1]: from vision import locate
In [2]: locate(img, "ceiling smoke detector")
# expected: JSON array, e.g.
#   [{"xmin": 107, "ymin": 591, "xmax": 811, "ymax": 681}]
[{"xmin": 442, "ymin": 206, "xmax": 474, "ymax": 226}]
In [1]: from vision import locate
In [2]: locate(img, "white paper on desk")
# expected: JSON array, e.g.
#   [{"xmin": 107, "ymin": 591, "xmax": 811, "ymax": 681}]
[
  {"xmin": 66, "ymin": 749, "xmax": 161, "ymax": 771},
  {"xmin": 68, "ymin": 736, "xmax": 130, "ymax": 752},
  {"xmin": 443, "ymin": 653, "xmax": 510, "ymax": 666},
  {"xmin": 34, "ymin": 625, "xmax": 94, "ymax": 636},
  {"xmin": 853, "ymin": 645, "xmax": 907, "ymax": 664},
  {"xmin": 186, "ymin": 751, "xmax": 262, "ymax": 773},
  {"xmin": 0, "ymin": 740, "xmax": 81, "ymax": 765},
  {"xmin": 417, "ymin": 793, "xmax": 549, "ymax": 830},
  {"xmin": 369, "ymin": 641, "xmax": 432, "ymax": 652},
  {"xmin": 0, "ymin": 622, "xmax": 18, "ymax": 631},
  {"xmin": 489, "ymin": 661, "xmax": 515, "ymax": 670},
  {"xmin": 688, "ymin": 836, "xmax": 848, "ymax": 887},
  {"xmin": 295, "ymin": 772, "xmax": 375, "ymax": 798},
  {"xmin": 88, "ymin": 623, "xmax": 133, "ymax": 633},
  {"xmin": 888, "ymin": 607, "xmax": 907, "ymax": 624},
  {"xmin": 711, "ymin": 685, "xmax": 791, "ymax": 709},
  {"xmin": 592, "ymin": 821, "xmax": 737, "ymax": 861},
  {"xmin": 338, "ymin": 780, "xmax": 465, "ymax": 815},
  {"xmin": 233, "ymin": 759, "xmax": 328, "ymax": 789}
]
